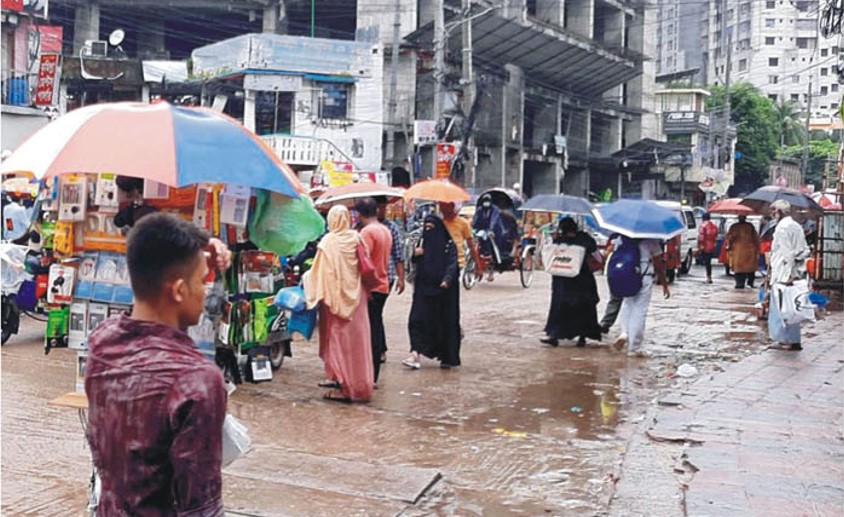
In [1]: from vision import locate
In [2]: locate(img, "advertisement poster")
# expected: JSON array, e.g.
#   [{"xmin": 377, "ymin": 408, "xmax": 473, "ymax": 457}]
[
  {"xmin": 34, "ymin": 53, "xmax": 60, "ymax": 107},
  {"xmin": 435, "ymin": 143, "xmax": 458, "ymax": 179}
]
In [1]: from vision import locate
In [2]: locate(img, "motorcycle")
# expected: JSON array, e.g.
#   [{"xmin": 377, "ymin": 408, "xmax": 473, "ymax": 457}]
[{"xmin": 1, "ymin": 242, "xmax": 50, "ymax": 345}]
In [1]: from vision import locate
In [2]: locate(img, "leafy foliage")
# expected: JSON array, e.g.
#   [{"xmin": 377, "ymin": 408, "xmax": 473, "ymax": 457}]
[
  {"xmin": 707, "ymin": 83, "xmax": 779, "ymax": 193},
  {"xmin": 779, "ymin": 138, "xmax": 839, "ymax": 186},
  {"xmin": 773, "ymin": 101, "xmax": 806, "ymax": 147}
]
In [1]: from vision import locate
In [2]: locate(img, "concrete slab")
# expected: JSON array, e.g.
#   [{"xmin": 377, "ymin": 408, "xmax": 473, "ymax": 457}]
[{"xmin": 225, "ymin": 446, "xmax": 442, "ymax": 505}]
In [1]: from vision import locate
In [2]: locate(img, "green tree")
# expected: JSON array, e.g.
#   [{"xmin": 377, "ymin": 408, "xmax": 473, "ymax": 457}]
[
  {"xmin": 773, "ymin": 100, "xmax": 806, "ymax": 147},
  {"xmin": 707, "ymin": 83, "xmax": 779, "ymax": 193},
  {"xmin": 779, "ymin": 138, "xmax": 838, "ymax": 186}
]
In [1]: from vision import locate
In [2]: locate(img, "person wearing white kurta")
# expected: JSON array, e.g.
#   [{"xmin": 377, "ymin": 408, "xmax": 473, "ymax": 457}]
[
  {"xmin": 767, "ymin": 200, "xmax": 810, "ymax": 350},
  {"xmin": 612, "ymin": 238, "xmax": 671, "ymax": 357}
]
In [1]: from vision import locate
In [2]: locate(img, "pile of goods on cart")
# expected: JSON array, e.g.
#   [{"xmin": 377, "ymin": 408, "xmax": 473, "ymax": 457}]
[{"xmin": 0, "ymin": 102, "xmax": 325, "ymax": 389}]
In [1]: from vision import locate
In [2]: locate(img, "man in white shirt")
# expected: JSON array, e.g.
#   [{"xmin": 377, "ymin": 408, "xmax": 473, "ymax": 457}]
[
  {"xmin": 767, "ymin": 200, "xmax": 810, "ymax": 350},
  {"xmin": 613, "ymin": 238, "xmax": 670, "ymax": 357}
]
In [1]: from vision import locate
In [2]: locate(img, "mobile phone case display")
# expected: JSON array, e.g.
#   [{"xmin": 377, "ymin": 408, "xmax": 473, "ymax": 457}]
[{"xmin": 31, "ymin": 172, "xmax": 324, "ymax": 392}]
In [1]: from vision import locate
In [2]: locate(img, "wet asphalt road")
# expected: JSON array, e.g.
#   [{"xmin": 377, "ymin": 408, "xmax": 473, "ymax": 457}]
[{"xmin": 2, "ymin": 265, "xmax": 837, "ymax": 516}]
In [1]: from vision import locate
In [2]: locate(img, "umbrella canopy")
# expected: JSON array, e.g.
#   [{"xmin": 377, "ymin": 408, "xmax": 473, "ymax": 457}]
[
  {"xmin": 812, "ymin": 190, "xmax": 841, "ymax": 208},
  {"xmin": 520, "ymin": 193, "xmax": 593, "ymax": 215},
  {"xmin": 740, "ymin": 186, "xmax": 824, "ymax": 217},
  {"xmin": 403, "ymin": 179, "xmax": 470, "ymax": 202},
  {"xmin": 706, "ymin": 197, "xmax": 755, "ymax": 215},
  {"xmin": 314, "ymin": 182, "xmax": 403, "ymax": 208},
  {"xmin": 0, "ymin": 102, "xmax": 303, "ymax": 197},
  {"xmin": 594, "ymin": 199, "xmax": 685, "ymax": 239},
  {"xmin": 476, "ymin": 187, "xmax": 523, "ymax": 212}
]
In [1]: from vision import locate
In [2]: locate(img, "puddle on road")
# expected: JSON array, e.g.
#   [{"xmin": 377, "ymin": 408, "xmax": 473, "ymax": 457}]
[{"xmin": 462, "ymin": 370, "xmax": 623, "ymax": 439}]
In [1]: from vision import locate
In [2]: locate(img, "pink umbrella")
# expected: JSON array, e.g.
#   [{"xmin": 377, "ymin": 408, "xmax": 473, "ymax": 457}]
[
  {"xmin": 707, "ymin": 198, "xmax": 755, "ymax": 215},
  {"xmin": 0, "ymin": 101, "xmax": 303, "ymax": 197}
]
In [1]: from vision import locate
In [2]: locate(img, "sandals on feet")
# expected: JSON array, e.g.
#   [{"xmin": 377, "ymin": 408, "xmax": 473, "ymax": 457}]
[
  {"xmin": 323, "ymin": 390, "xmax": 351, "ymax": 403},
  {"xmin": 318, "ymin": 380, "xmax": 341, "ymax": 389}
]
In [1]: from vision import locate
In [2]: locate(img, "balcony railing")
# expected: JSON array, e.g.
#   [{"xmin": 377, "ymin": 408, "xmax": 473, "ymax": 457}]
[
  {"xmin": 260, "ymin": 134, "xmax": 362, "ymax": 169},
  {"xmin": 1, "ymin": 69, "xmax": 36, "ymax": 107}
]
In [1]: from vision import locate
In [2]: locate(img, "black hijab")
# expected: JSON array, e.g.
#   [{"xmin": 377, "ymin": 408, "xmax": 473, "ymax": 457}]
[{"xmin": 419, "ymin": 215, "xmax": 453, "ymax": 286}]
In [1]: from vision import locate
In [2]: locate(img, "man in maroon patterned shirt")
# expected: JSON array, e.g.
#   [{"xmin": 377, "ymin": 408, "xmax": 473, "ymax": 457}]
[{"xmin": 85, "ymin": 213, "xmax": 232, "ymax": 516}]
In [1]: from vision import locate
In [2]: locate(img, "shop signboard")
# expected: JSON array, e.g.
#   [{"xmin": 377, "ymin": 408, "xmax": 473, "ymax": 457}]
[
  {"xmin": 413, "ymin": 120, "xmax": 437, "ymax": 145},
  {"xmin": 663, "ymin": 111, "xmax": 710, "ymax": 133},
  {"xmin": 38, "ymin": 25, "xmax": 63, "ymax": 53},
  {"xmin": 435, "ymin": 143, "xmax": 458, "ymax": 179},
  {"xmin": 2, "ymin": 0, "xmax": 23, "ymax": 12},
  {"xmin": 34, "ymin": 53, "xmax": 60, "ymax": 106}
]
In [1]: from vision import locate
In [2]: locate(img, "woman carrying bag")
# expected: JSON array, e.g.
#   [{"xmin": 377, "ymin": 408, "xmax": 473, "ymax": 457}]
[{"xmin": 541, "ymin": 217, "xmax": 603, "ymax": 347}]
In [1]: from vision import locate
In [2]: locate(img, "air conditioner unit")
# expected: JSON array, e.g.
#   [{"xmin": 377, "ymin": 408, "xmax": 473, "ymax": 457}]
[{"xmin": 84, "ymin": 40, "xmax": 108, "ymax": 58}]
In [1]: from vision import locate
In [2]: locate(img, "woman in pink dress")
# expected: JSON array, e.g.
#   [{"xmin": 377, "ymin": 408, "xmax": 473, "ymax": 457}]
[{"xmin": 303, "ymin": 205, "xmax": 373, "ymax": 402}]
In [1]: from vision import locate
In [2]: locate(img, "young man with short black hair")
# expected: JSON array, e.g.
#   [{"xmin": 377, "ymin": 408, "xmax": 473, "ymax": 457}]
[
  {"xmin": 355, "ymin": 197, "xmax": 392, "ymax": 384},
  {"xmin": 85, "ymin": 212, "xmax": 232, "ymax": 516}
]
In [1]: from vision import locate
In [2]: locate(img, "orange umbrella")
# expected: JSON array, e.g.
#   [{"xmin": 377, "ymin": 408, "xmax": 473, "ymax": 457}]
[
  {"xmin": 707, "ymin": 197, "xmax": 755, "ymax": 215},
  {"xmin": 403, "ymin": 179, "xmax": 470, "ymax": 202}
]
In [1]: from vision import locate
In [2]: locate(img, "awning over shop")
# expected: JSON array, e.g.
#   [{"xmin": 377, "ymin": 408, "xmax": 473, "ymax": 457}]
[
  {"xmin": 591, "ymin": 138, "xmax": 691, "ymax": 171},
  {"xmin": 406, "ymin": 10, "xmax": 643, "ymax": 97},
  {"xmin": 142, "ymin": 61, "xmax": 189, "ymax": 83}
]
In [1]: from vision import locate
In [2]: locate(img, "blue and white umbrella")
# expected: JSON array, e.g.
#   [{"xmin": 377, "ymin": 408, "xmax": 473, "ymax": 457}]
[{"xmin": 594, "ymin": 199, "xmax": 685, "ymax": 239}]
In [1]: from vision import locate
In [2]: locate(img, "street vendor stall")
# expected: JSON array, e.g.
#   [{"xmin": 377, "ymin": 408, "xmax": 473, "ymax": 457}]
[{"xmin": 0, "ymin": 101, "xmax": 325, "ymax": 388}]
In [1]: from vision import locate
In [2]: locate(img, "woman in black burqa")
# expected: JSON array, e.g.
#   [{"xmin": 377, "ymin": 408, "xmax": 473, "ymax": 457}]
[
  {"xmin": 403, "ymin": 215, "xmax": 461, "ymax": 369},
  {"xmin": 541, "ymin": 216, "xmax": 603, "ymax": 347}
]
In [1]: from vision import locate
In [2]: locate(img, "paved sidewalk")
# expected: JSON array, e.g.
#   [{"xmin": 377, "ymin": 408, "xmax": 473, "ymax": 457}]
[{"xmin": 613, "ymin": 314, "xmax": 844, "ymax": 517}]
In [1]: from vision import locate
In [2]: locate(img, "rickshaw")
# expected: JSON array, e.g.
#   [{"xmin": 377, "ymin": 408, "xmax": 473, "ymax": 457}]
[{"xmin": 462, "ymin": 188, "xmax": 537, "ymax": 289}]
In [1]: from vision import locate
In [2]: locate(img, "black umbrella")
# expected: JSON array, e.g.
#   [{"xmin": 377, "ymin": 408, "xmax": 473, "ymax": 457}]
[
  {"xmin": 740, "ymin": 186, "xmax": 824, "ymax": 217},
  {"xmin": 519, "ymin": 194, "xmax": 593, "ymax": 215}
]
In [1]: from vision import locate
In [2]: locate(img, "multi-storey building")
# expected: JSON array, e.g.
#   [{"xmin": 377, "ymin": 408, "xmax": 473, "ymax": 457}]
[
  {"xmin": 3, "ymin": 0, "xmax": 660, "ymax": 198},
  {"xmin": 654, "ymin": 0, "xmax": 705, "ymax": 81},
  {"xmin": 405, "ymin": 0, "xmax": 657, "ymax": 198},
  {"xmin": 701, "ymin": 0, "xmax": 840, "ymax": 118}
]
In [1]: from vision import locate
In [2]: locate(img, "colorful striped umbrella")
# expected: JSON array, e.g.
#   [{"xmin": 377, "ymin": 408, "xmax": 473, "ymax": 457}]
[{"xmin": 0, "ymin": 102, "xmax": 303, "ymax": 197}]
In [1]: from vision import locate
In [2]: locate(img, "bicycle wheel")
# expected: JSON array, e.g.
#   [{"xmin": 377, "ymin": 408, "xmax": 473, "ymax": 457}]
[
  {"xmin": 462, "ymin": 255, "xmax": 478, "ymax": 290},
  {"xmin": 519, "ymin": 248, "xmax": 535, "ymax": 288}
]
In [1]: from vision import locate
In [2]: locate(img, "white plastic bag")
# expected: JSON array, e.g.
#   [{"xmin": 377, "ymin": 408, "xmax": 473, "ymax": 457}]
[
  {"xmin": 0, "ymin": 243, "xmax": 31, "ymax": 294},
  {"xmin": 775, "ymin": 280, "xmax": 816, "ymax": 326},
  {"xmin": 222, "ymin": 414, "xmax": 251, "ymax": 466},
  {"xmin": 541, "ymin": 243, "xmax": 586, "ymax": 278}
]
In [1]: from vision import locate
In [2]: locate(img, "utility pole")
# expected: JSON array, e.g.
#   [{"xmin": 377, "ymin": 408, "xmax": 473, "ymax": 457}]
[
  {"xmin": 722, "ymin": 32, "xmax": 732, "ymax": 172},
  {"xmin": 802, "ymin": 77, "xmax": 812, "ymax": 185},
  {"xmin": 461, "ymin": 0, "xmax": 475, "ymax": 188},
  {"xmin": 384, "ymin": 0, "xmax": 402, "ymax": 168},
  {"xmin": 433, "ymin": 0, "xmax": 445, "ymax": 128}
]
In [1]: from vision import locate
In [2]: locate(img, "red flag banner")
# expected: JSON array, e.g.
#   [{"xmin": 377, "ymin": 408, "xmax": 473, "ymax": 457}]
[{"xmin": 34, "ymin": 53, "xmax": 60, "ymax": 106}]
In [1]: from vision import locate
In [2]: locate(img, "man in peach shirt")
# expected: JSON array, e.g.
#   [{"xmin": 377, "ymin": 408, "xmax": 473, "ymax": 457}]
[{"xmin": 356, "ymin": 197, "xmax": 393, "ymax": 384}]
